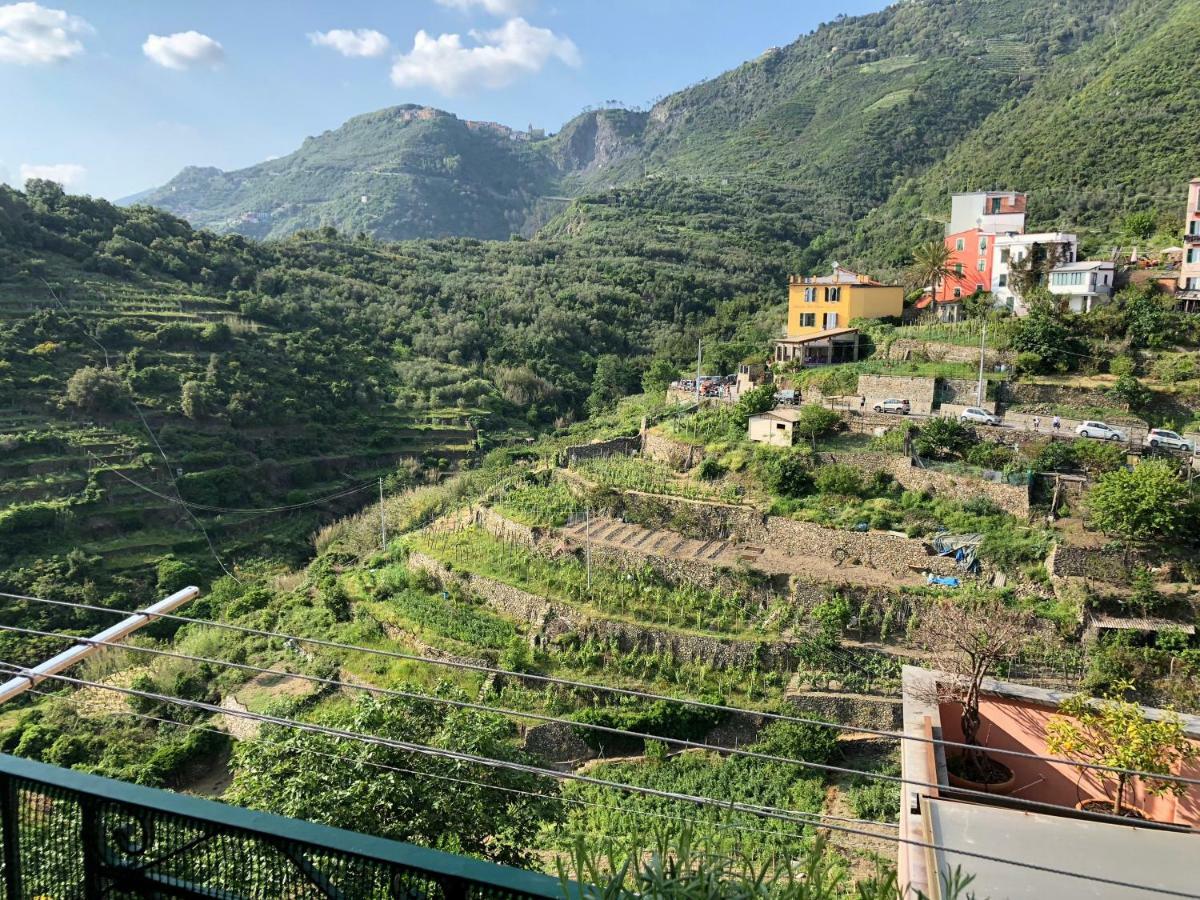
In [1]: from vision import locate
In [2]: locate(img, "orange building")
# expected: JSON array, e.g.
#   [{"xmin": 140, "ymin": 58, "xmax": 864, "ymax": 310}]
[{"xmin": 936, "ymin": 191, "xmax": 1028, "ymax": 306}]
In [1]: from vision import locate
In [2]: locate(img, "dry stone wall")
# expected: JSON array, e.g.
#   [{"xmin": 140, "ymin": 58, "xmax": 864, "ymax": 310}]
[
  {"xmin": 565, "ymin": 436, "xmax": 641, "ymax": 465},
  {"xmin": 883, "ymin": 339, "xmax": 1013, "ymax": 367},
  {"xmin": 857, "ymin": 375, "xmax": 937, "ymax": 414},
  {"xmin": 406, "ymin": 551, "xmax": 801, "ymax": 670},
  {"xmin": 641, "ymin": 431, "xmax": 705, "ymax": 471}
]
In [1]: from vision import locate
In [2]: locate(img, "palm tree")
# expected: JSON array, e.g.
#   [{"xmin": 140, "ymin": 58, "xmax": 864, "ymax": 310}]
[{"xmin": 908, "ymin": 239, "xmax": 955, "ymax": 301}]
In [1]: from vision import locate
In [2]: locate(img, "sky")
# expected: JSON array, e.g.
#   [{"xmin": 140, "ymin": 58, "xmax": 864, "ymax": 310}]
[{"xmin": 0, "ymin": 0, "xmax": 889, "ymax": 200}]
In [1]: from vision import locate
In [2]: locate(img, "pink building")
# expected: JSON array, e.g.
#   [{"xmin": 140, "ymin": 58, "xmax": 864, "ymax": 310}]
[{"xmin": 1179, "ymin": 178, "xmax": 1200, "ymax": 311}]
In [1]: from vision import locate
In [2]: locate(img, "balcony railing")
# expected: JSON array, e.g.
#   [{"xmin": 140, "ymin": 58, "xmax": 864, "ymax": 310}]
[
  {"xmin": 0, "ymin": 753, "xmax": 565, "ymax": 899},
  {"xmin": 1185, "ymin": 232, "xmax": 1200, "ymax": 245}
]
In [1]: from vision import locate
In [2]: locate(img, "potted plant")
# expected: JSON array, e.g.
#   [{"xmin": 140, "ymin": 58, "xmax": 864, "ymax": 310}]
[
  {"xmin": 920, "ymin": 594, "xmax": 1035, "ymax": 793},
  {"xmin": 1045, "ymin": 682, "xmax": 1198, "ymax": 819}
]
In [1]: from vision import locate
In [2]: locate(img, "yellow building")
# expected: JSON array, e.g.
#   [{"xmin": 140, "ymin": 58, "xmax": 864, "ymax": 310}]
[{"xmin": 775, "ymin": 263, "xmax": 904, "ymax": 365}]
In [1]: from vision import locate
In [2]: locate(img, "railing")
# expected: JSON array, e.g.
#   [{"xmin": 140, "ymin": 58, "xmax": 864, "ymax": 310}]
[{"xmin": 0, "ymin": 754, "xmax": 565, "ymax": 899}]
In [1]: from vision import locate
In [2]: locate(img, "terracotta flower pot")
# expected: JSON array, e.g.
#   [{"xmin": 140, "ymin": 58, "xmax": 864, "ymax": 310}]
[
  {"xmin": 946, "ymin": 753, "xmax": 1016, "ymax": 795},
  {"xmin": 1075, "ymin": 797, "xmax": 1148, "ymax": 820}
]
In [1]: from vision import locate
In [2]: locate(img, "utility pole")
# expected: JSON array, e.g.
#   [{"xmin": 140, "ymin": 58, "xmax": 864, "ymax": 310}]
[
  {"xmin": 976, "ymin": 323, "xmax": 988, "ymax": 407},
  {"xmin": 379, "ymin": 477, "xmax": 387, "ymax": 550},
  {"xmin": 0, "ymin": 587, "xmax": 199, "ymax": 704},
  {"xmin": 695, "ymin": 337, "xmax": 702, "ymax": 405}
]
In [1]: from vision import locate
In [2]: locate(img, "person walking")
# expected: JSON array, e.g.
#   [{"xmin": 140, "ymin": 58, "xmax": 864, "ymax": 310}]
[
  {"xmin": 1032, "ymin": 416, "xmax": 1040, "ymax": 432},
  {"xmin": 1052, "ymin": 415, "xmax": 1061, "ymax": 433},
  {"xmin": 859, "ymin": 395, "xmax": 866, "ymax": 416}
]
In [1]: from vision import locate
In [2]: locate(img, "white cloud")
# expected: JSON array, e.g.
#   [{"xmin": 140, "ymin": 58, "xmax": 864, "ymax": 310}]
[
  {"xmin": 436, "ymin": 0, "xmax": 531, "ymax": 15},
  {"xmin": 308, "ymin": 28, "xmax": 389, "ymax": 58},
  {"xmin": 391, "ymin": 17, "xmax": 578, "ymax": 94},
  {"xmin": 0, "ymin": 2, "xmax": 91, "ymax": 65},
  {"xmin": 19, "ymin": 162, "xmax": 85, "ymax": 188},
  {"xmin": 142, "ymin": 31, "xmax": 224, "ymax": 70}
]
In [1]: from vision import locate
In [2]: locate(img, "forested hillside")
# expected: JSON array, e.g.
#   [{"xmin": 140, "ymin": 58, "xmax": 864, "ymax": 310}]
[
  {"xmin": 849, "ymin": 0, "xmax": 1200, "ymax": 267},
  {"xmin": 136, "ymin": 0, "xmax": 1149, "ymax": 248}
]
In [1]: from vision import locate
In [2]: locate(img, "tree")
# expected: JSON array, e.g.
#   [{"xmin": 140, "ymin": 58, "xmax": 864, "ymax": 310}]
[
  {"xmin": 1087, "ymin": 459, "xmax": 1190, "ymax": 549},
  {"xmin": 793, "ymin": 404, "xmax": 841, "ymax": 445},
  {"xmin": 587, "ymin": 354, "xmax": 639, "ymax": 416},
  {"xmin": 642, "ymin": 357, "xmax": 679, "ymax": 395},
  {"xmin": 918, "ymin": 594, "xmax": 1034, "ymax": 784},
  {"xmin": 1046, "ymin": 683, "xmax": 1198, "ymax": 816},
  {"xmin": 180, "ymin": 380, "xmax": 209, "ymax": 419},
  {"xmin": 734, "ymin": 383, "xmax": 775, "ymax": 418},
  {"xmin": 907, "ymin": 239, "xmax": 954, "ymax": 300},
  {"xmin": 1011, "ymin": 307, "xmax": 1080, "ymax": 374},
  {"xmin": 1107, "ymin": 374, "xmax": 1150, "ymax": 411},
  {"xmin": 1123, "ymin": 211, "xmax": 1157, "ymax": 240},
  {"xmin": 64, "ymin": 365, "xmax": 127, "ymax": 412},
  {"xmin": 1124, "ymin": 286, "xmax": 1178, "ymax": 349},
  {"xmin": 913, "ymin": 418, "xmax": 976, "ymax": 460},
  {"xmin": 227, "ymin": 693, "xmax": 559, "ymax": 865}
]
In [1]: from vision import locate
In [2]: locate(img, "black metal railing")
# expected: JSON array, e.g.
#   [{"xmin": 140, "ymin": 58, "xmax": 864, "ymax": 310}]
[{"xmin": 0, "ymin": 754, "xmax": 566, "ymax": 899}]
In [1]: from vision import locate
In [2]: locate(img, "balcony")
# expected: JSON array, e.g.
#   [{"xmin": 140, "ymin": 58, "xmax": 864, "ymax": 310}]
[
  {"xmin": 1185, "ymin": 232, "xmax": 1200, "ymax": 245},
  {"xmin": 0, "ymin": 753, "xmax": 564, "ymax": 898}
]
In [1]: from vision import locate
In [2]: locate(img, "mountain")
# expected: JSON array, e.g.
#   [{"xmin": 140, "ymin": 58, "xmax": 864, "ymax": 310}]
[
  {"xmin": 130, "ymin": 105, "xmax": 562, "ymax": 241},
  {"xmin": 133, "ymin": 0, "xmax": 1140, "ymax": 245}
]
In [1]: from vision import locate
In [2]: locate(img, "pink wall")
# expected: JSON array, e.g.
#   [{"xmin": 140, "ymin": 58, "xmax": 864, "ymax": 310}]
[{"xmin": 938, "ymin": 696, "xmax": 1200, "ymax": 826}]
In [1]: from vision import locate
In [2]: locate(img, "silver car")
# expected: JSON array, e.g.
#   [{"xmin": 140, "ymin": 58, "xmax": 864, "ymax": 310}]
[
  {"xmin": 1144, "ymin": 429, "xmax": 1193, "ymax": 453},
  {"xmin": 959, "ymin": 407, "xmax": 1001, "ymax": 426},
  {"xmin": 1076, "ymin": 421, "xmax": 1126, "ymax": 442}
]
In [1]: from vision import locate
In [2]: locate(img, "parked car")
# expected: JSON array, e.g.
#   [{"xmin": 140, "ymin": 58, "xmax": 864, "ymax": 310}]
[
  {"xmin": 959, "ymin": 407, "xmax": 1001, "ymax": 427},
  {"xmin": 874, "ymin": 398, "xmax": 911, "ymax": 415},
  {"xmin": 1144, "ymin": 428, "xmax": 1193, "ymax": 453},
  {"xmin": 1076, "ymin": 421, "xmax": 1126, "ymax": 442},
  {"xmin": 774, "ymin": 389, "xmax": 799, "ymax": 405}
]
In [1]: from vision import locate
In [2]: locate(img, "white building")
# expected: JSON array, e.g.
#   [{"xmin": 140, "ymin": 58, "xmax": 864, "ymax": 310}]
[
  {"xmin": 946, "ymin": 191, "xmax": 1027, "ymax": 236},
  {"xmin": 1048, "ymin": 260, "xmax": 1115, "ymax": 313},
  {"xmin": 991, "ymin": 231, "xmax": 1078, "ymax": 315}
]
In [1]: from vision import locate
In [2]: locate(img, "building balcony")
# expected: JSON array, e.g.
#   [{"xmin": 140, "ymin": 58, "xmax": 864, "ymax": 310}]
[
  {"xmin": 0, "ymin": 753, "xmax": 564, "ymax": 899},
  {"xmin": 1184, "ymin": 233, "xmax": 1200, "ymax": 245}
]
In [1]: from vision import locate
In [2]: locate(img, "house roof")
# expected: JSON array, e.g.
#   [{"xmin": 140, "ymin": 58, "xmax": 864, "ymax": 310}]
[
  {"xmin": 996, "ymin": 231, "xmax": 1077, "ymax": 245},
  {"xmin": 1051, "ymin": 260, "xmax": 1115, "ymax": 273},
  {"xmin": 775, "ymin": 327, "xmax": 859, "ymax": 345},
  {"xmin": 1087, "ymin": 613, "xmax": 1195, "ymax": 635},
  {"xmin": 792, "ymin": 263, "xmax": 887, "ymax": 286},
  {"xmin": 750, "ymin": 407, "xmax": 806, "ymax": 423}
]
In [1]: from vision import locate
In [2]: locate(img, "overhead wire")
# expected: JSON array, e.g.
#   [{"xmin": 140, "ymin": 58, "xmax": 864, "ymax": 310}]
[
  {"xmin": 6, "ymin": 590, "xmax": 1199, "ymax": 791},
  {"xmin": 19, "ymin": 682, "xmax": 831, "ymax": 849},
  {"xmin": 8, "ymin": 664, "xmax": 1197, "ymax": 899}
]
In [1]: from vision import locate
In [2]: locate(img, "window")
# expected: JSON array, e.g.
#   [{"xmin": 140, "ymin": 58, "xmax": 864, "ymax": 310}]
[
  {"xmin": 1189, "ymin": 221, "xmax": 1200, "ymax": 236},
  {"xmin": 804, "ymin": 286, "xmax": 817, "ymax": 302},
  {"xmin": 979, "ymin": 236, "xmax": 988, "ymax": 252},
  {"xmin": 997, "ymin": 274, "xmax": 1008, "ymax": 288},
  {"xmin": 975, "ymin": 283, "xmax": 985, "ymax": 294},
  {"xmin": 977, "ymin": 259, "xmax": 986, "ymax": 272},
  {"xmin": 826, "ymin": 287, "xmax": 841, "ymax": 302},
  {"xmin": 823, "ymin": 312, "xmax": 838, "ymax": 329},
  {"xmin": 1000, "ymin": 249, "xmax": 1010, "ymax": 264},
  {"xmin": 776, "ymin": 423, "xmax": 786, "ymax": 430},
  {"xmin": 800, "ymin": 313, "xmax": 816, "ymax": 327},
  {"xmin": 955, "ymin": 238, "xmax": 965, "ymax": 251},
  {"xmin": 953, "ymin": 288, "xmax": 962, "ymax": 299},
  {"xmin": 954, "ymin": 263, "xmax": 964, "ymax": 276},
  {"xmin": 1188, "ymin": 249, "xmax": 1200, "ymax": 264},
  {"xmin": 989, "ymin": 197, "xmax": 1002, "ymax": 214}
]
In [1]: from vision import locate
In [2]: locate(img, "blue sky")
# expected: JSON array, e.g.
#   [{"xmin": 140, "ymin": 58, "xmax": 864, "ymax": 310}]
[{"xmin": 0, "ymin": 0, "xmax": 888, "ymax": 200}]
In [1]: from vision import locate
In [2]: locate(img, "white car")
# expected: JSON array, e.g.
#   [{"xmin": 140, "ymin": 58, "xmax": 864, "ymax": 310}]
[
  {"xmin": 1076, "ymin": 421, "xmax": 1126, "ymax": 442},
  {"xmin": 873, "ymin": 398, "xmax": 911, "ymax": 415},
  {"xmin": 1144, "ymin": 429, "xmax": 1193, "ymax": 453},
  {"xmin": 959, "ymin": 407, "xmax": 1001, "ymax": 427}
]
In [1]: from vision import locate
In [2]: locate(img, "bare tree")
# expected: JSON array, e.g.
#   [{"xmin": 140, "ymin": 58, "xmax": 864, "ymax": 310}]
[{"xmin": 917, "ymin": 594, "xmax": 1035, "ymax": 782}]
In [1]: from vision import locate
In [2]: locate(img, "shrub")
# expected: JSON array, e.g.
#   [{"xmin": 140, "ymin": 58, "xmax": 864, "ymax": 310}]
[
  {"xmin": 813, "ymin": 463, "xmax": 863, "ymax": 497},
  {"xmin": 752, "ymin": 720, "xmax": 838, "ymax": 765},
  {"xmin": 64, "ymin": 365, "xmax": 127, "ymax": 412},
  {"xmin": 913, "ymin": 417, "xmax": 976, "ymax": 460},
  {"xmin": 696, "ymin": 456, "xmax": 726, "ymax": 481},
  {"xmin": 794, "ymin": 405, "xmax": 842, "ymax": 443}
]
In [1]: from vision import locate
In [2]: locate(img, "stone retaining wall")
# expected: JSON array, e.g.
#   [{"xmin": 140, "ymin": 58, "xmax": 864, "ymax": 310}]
[
  {"xmin": 857, "ymin": 375, "xmax": 936, "ymax": 414},
  {"xmin": 786, "ymin": 691, "xmax": 903, "ymax": 731},
  {"xmin": 883, "ymin": 338, "xmax": 1013, "ymax": 368},
  {"xmin": 1046, "ymin": 544, "xmax": 1143, "ymax": 585},
  {"xmin": 642, "ymin": 431, "xmax": 705, "ymax": 471},
  {"xmin": 565, "ymin": 436, "xmax": 641, "ymax": 465},
  {"xmin": 406, "ymin": 551, "xmax": 801, "ymax": 670}
]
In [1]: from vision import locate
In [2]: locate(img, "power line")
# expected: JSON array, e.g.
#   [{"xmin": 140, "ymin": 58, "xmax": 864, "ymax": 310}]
[
  {"xmin": 20, "ymin": 683, "xmax": 830, "ymax": 849},
  {"xmin": 0, "ymin": 665, "xmax": 872, "ymax": 835},
  {"xmin": 7, "ymin": 591, "xmax": 1199, "ymax": 791},
  {"xmin": 9, "ymin": 665, "xmax": 1196, "ymax": 899},
  {"xmin": 88, "ymin": 454, "xmax": 379, "ymax": 513},
  {"xmin": 3, "ymin": 618, "xmax": 1188, "ymax": 829},
  {"xmin": 0, "ymin": 623, "xmax": 891, "ymax": 830}
]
